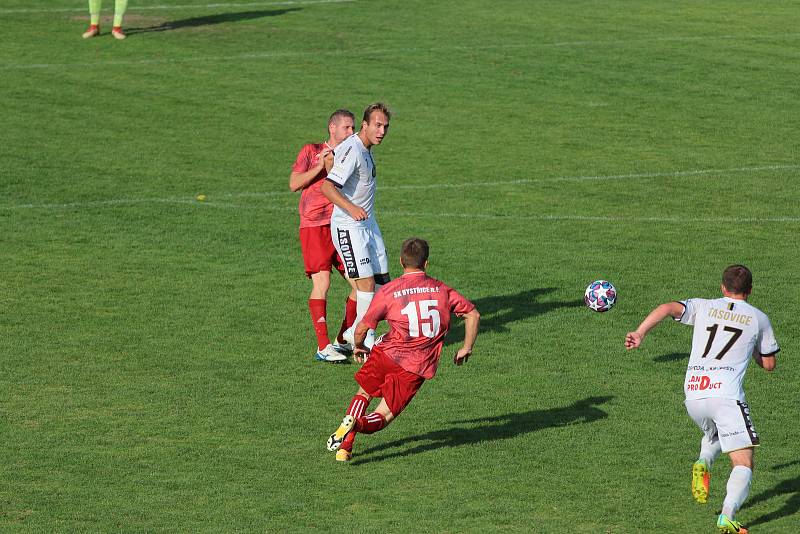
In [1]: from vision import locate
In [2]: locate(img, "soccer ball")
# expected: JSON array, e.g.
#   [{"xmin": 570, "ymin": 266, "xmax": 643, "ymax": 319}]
[{"xmin": 584, "ymin": 280, "xmax": 617, "ymax": 312}]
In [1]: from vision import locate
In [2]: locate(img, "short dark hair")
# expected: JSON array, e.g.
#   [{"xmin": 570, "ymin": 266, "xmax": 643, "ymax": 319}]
[
  {"xmin": 722, "ymin": 264, "xmax": 752, "ymax": 294},
  {"xmin": 401, "ymin": 237, "xmax": 429, "ymax": 269},
  {"xmin": 328, "ymin": 109, "xmax": 355, "ymax": 126},
  {"xmin": 362, "ymin": 102, "xmax": 391, "ymax": 124}
]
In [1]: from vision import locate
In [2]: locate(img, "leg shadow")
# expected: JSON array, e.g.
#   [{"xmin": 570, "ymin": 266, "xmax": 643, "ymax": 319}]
[
  {"xmin": 351, "ymin": 395, "xmax": 612, "ymax": 465},
  {"xmin": 653, "ymin": 352, "xmax": 687, "ymax": 363},
  {"xmin": 745, "ymin": 472, "xmax": 800, "ymax": 527},
  {"xmin": 772, "ymin": 460, "xmax": 800, "ymax": 470},
  {"xmin": 126, "ymin": 8, "xmax": 300, "ymax": 34}
]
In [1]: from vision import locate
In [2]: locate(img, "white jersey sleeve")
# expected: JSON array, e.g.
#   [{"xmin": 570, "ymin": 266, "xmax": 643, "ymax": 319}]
[
  {"xmin": 676, "ymin": 299, "xmax": 697, "ymax": 324},
  {"xmin": 756, "ymin": 310, "xmax": 780, "ymax": 356},
  {"xmin": 327, "ymin": 139, "xmax": 358, "ymax": 188}
]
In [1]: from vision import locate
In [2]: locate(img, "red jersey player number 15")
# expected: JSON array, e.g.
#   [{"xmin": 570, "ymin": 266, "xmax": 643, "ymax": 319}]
[
  {"xmin": 361, "ymin": 273, "xmax": 474, "ymax": 379},
  {"xmin": 326, "ymin": 237, "xmax": 480, "ymax": 463}
]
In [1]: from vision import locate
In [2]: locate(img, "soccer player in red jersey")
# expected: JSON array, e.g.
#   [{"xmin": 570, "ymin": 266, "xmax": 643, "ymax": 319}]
[
  {"xmin": 290, "ymin": 110, "xmax": 358, "ymax": 363},
  {"xmin": 326, "ymin": 237, "xmax": 480, "ymax": 461}
]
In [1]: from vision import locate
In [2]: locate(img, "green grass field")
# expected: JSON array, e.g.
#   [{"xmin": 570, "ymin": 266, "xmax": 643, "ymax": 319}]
[{"xmin": 1, "ymin": 0, "xmax": 799, "ymax": 531}]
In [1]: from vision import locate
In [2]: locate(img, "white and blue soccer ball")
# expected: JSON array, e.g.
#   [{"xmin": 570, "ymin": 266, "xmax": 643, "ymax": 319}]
[{"xmin": 584, "ymin": 280, "xmax": 617, "ymax": 312}]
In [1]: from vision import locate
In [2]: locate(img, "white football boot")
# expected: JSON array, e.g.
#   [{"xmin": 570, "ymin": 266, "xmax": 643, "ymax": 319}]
[{"xmin": 314, "ymin": 344, "xmax": 348, "ymax": 363}]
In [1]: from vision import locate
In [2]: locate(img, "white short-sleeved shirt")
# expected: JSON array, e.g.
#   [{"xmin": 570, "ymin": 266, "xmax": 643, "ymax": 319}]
[
  {"xmin": 326, "ymin": 133, "xmax": 376, "ymax": 227},
  {"xmin": 679, "ymin": 297, "xmax": 779, "ymax": 402}
]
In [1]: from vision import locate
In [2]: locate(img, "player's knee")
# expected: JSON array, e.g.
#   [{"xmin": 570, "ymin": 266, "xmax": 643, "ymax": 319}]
[
  {"xmin": 736, "ymin": 458, "xmax": 754, "ymax": 469},
  {"xmin": 310, "ymin": 271, "xmax": 331, "ymax": 290},
  {"xmin": 311, "ymin": 285, "xmax": 330, "ymax": 298},
  {"xmin": 378, "ymin": 409, "xmax": 395, "ymax": 425},
  {"xmin": 355, "ymin": 278, "xmax": 375, "ymax": 292},
  {"xmin": 729, "ymin": 449, "xmax": 754, "ymax": 469}
]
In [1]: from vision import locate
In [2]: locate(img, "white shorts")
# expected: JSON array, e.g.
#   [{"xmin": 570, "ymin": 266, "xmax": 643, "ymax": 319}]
[
  {"xmin": 684, "ymin": 398, "xmax": 760, "ymax": 453},
  {"xmin": 330, "ymin": 218, "xmax": 389, "ymax": 281}
]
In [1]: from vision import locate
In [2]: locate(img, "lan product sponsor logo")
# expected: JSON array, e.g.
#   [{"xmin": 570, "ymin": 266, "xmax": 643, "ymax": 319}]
[{"xmin": 686, "ymin": 375, "xmax": 722, "ymax": 391}]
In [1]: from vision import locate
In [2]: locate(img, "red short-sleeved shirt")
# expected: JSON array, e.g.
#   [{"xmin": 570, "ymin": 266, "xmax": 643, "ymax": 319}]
[
  {"xmin": 361, "ymin": 271, "xmax": 475, "ymax": 379},
  {"xmin": 292, "ymin": 143, "xmax": 333, "ymax": 228}
]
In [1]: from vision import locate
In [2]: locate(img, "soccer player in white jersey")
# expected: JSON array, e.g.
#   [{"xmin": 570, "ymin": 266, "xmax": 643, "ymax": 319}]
[
  {"xmin": 625, "ymin": 265, "xmax": 779, "ymax": 534},
  {"xmin": 321, "ymin": 103, "xmax": 392, "ymax": 351}
]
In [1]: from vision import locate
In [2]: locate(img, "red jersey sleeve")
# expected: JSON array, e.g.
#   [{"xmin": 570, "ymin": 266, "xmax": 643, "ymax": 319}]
[
  {"xmin": 361, "ymin": 288, "xmax": 389, "ymax": 330},
  {"xmin": 447, "ymin": 287, "xmax": 475, "ymax": 316},
  {"xmin": 291, "ymin": 144, "xmax": 313, "ymax": 173}
]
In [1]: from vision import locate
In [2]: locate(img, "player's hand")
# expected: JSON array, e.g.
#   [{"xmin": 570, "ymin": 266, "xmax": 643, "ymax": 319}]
[
  {"xmin": 348, "ymin": 206, "xmax": 368, "ymax": 221},
  {"xmin": 454, "ymin": 348, "xmax": 472, "ymax": 365},
  {"xmin": 624, "ymin": 331, "xmax": 642, "ymax": 350},
  {"xmin": 322, "ymin": 150, "xmax": 334, "ymax": 171},
  {"xmin": 313, "ymin": 149, "xmax": 331, "ymax": 170},
  {"xmin": 353, "ymin": 346, "xmax": 370, "ymax": 364}
]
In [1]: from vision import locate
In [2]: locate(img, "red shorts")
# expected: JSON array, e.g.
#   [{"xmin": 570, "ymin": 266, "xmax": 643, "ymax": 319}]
[
  {"xmin": 299, "ymin": 225, "xmax": 344, "ymax": 277},
  {"xmin": 355, "ymin": 346, "xmax": 425, "ymax": 416}
]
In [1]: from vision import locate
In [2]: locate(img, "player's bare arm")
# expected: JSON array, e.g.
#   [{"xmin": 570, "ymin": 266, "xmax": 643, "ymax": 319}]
[
  {"xmin": 289, "ymin": 148, "xmax": 331, "ymax": 191},
  {"xmin": 455, "ymin": 308, "xmax": 480, "ymax": 365},
  {"xmin": 625, "ymin": 301, "xmax": 685, "ymax": 350},
  {"xmin": 753, "ymin": 350, "xmax": 777, "ymax": 371},
  {"xmin": 352, "ymin": 321, "xmax": 371, "ymax": 363},
  {"xmin": 321, "ymin": 180, "xmax": 368, "ymax": 221}
]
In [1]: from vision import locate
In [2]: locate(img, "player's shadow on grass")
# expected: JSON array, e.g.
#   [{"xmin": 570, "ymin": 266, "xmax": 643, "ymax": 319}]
[
  {"xmin": 443, "ymin": 288, "xmax": 582, "ymax": 347},
  {"xmin": 744, "ymin": 465, "xmax": 800, "ymax": 527},
  {"xmin": 772, "ymin": 460, "xmax": 800, "ymax": 470},
  {"xmin": 653, "ymin": 352, "xmax": 688, "ymax": 363},
  {"xmin": 126, "ymin": 8, "xmax": 300, "ymax": 34},
  {"xmin": 351, "ymin": 395, "xmax": 612, "ymax": 465}
]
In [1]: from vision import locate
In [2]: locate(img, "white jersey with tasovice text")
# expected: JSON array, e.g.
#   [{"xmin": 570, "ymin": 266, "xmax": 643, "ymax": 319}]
[
  {"xmin": 326, "ymin": 133, "xmax": 376, "ymax": 227},
  {"xmin": 679, "ymin": 297, "xmax": 779, "ymax": 402}
]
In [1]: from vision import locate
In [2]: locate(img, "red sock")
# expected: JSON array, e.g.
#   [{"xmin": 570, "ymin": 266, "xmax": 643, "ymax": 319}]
[
  {"xmin": 347, "ymin": 394, "xmax": 369, "ymax": 419},
  {"xmin": 308, "ymin": 299, "xmax": 329, "ymax": 350},
  {"xmin": 337, "ymin": 297, "xmax": 358, "ymax": 344},
  {"xmin": 356, "ymin": 412, "xmax": 386, "ymax": 434},
  {"xmin": 341, "ymin": 431, "xmax": 356, "ymax": 452},
  {"xmin": 341, "ymin": 394, "xmax": 369, "ymax": 452}
]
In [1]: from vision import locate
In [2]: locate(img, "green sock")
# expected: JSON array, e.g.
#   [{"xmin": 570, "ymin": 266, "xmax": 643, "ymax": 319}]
[
  {"xmin": 113, "ymin": 0, "xmax": 128, "ymax": 27},
  {"xmin": 89, "ymin": 0, "xmax": 101, "ymax": 25}
]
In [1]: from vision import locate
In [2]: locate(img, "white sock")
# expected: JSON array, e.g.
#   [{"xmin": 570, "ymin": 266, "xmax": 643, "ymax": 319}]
[
  {"xmin": 357, "ymin": 290, "xmax": 376, "ymax": 348},
  {"xmin": 355, "ymin": 290, "xmax": 374, "ymax": 325},
  {"xmin": 699, "ymin": 435, "xmax": 722, "ymax": 468},
  {"xmin": 721, "ymin": 465, "xmax": 752, "ymax": 518},
  {"xmin": 338, "ymin": 289, "xmax": 381, "ymax": 347},
  {"xmin": 362, "ymin": 284, "xmax": 383, "ymax": 348}
]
